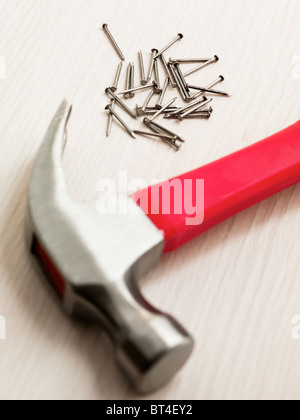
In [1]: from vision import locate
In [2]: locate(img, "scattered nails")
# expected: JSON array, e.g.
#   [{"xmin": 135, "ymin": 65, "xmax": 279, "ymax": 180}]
[
  {"xmin": 105, "ymin": 105, "xmax": 136, "ymax": 139},
  {"xmin": 105, "ymin": 88, "xmax": 137, "ymax": 119},
  {"xmin": 101, "ymin": 28, "xmax": 230, "ymax": 149}
]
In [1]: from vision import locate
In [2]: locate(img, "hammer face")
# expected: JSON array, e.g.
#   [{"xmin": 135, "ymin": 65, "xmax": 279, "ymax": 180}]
[{"xmin": 27, "ymin": 100, "xmax": 193, "ymax": 393}]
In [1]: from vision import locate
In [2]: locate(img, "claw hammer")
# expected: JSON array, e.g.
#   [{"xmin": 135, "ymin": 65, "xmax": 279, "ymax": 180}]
[{"xmin": 27, "ymin": 100, "xmax": 300, "ymax": 393}]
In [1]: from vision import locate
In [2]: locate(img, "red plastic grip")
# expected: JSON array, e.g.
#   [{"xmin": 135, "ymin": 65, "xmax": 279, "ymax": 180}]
[{"xmin": 133, "ymin": 121, "xmax": 300, "ymax": 253}]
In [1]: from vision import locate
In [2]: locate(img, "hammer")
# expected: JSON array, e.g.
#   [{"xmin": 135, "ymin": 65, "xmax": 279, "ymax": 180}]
[{"xmin": 27, "ymin": 100, "xmax": 300, "ymax": 392}]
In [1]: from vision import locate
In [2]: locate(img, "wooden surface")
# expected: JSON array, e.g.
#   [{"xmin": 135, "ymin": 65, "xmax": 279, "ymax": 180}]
[{"xmin": 1, "ymin": 0, "xmax": 300, "ymax": 400}]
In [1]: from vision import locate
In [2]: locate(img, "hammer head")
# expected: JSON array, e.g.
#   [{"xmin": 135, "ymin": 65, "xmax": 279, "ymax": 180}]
[{"xmin": 26, "ymin": 100, "xmax": 193, "ymax": 393}]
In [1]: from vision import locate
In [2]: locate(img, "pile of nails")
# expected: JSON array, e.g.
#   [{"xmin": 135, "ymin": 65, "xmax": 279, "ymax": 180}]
[{"xmin": 103, "ymin": 23, "xmax": 230, "ymax": 151}]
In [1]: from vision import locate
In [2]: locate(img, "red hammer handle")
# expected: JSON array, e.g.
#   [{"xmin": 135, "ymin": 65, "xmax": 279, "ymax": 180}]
[{"xmin": 133, "ymin": 121, "xmax": 300, "ymax": 252}]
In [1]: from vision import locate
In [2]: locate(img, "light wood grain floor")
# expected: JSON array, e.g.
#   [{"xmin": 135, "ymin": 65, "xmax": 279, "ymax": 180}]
[{"xmin": 1, "ymin": 0, "xmax": 300, "ymax": 400}]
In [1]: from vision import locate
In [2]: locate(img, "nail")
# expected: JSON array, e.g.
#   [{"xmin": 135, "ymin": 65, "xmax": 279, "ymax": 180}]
[
  {"xmin": 106, "ymin": 99, "xmax": 115, "ymax": 137},
  {"xmin": 106, "ymin": 88, "xmax": 137, "ymax": 119},
  {"xmin": 135, "ymin": 106, "xmax": 179, "ymax": 117},
  {"xmin": 191, "ymin": 75, "xmax": 224, "ymax": 100},
  {"xmin": 136, "ymin": 107, "xmax": 152, "ymax": 117},
  {"xmin": 134, "ymin": 131, "xmax": 178, "ymax": 141},
  {"xmin": 154, "ymin": 33, "xmax": 184, "ymax": 59},
  {"xmin": 171, "ymin": 64, "xmax": 189, "ymax": 101},
  {"xmin": 138, "ymin": 51, "xmax": 147, "ymax": 86},
  {"xmin": 105, "ymin": 105, "xmax": 136, "ymax": 139},
  {"xmin": 170, "ymin": 58, "xmax": 211, "ymax": 64},
  {"xmin": 199, "ymin": 107, "xmax": 213, "ymax": 114},
  {"xmin": 146, "ymin": 106, "xmax": 179, "ymax": 111},
  {"xmin": 143, "ymin": 118, "xmax": 183, "ymax": 148},
  {"xmin": 124, "ymin": 64, "xmax": 131, "ymax": 99},
  {"xmin": 156, "ymin": 77, "xmax": 170, "ymax": 109},
  {"xmin": 150, "ymin": 97, "xmax": 177, "ymax": 122},
  {"xmin": 142, "ymin": 121, "xmax": 182, "ymax": 151},
  {"xmin": 174, "ymin": 65, "xmax": 193, "ymax": 101},
  {"xmin": 147, "ymin": 49, "xmax": 158, "ymax": 83},
  {"xmin": 178, "ymin": 98, "xmax": 213, "ymax": 120},
  {"xmin": 154, "ymin": 59, "xmax": 162, "ymax": 94},
  {"xmin": 184, "ymin": 56, "xmax": 219, "ymax": 77},
  {"xmin": 188, "ymin": 84, "xmax": 229, "ymax": 97},
  {"xmin": 165, "ymin": 96, "xmax": 208, "ymax": 117},
  {"xmin": 118, "ymin": 81, "xmax": 157, "ymax": 95},
  {"xmin": 111, "ymin": 62, "xmax": 123, "ymax": 92},
  {"xmin": 174, "ymin": 63, "xmax": 188, "ymax": 89},
  {"xmin": 142, "ymin": 88, "xmax": 156, "ymax": 112},
  {"xmin": 174, "ymin": 63, "xmax": 192, "ymax": 100},
  {"xmin": 144, "ymin": 117, "xmax": 185, "ymax": 142},
  {"xmin": 167, "ymin": 62, "xmax": 178, "ymax": 88},
  {"xmin": 160, "ymin": 54, "xmax": 177, "ymax": 88},
  {"xmin": 102, "ymin": 23, "xmax": 125, "ymax": 61},
  {"xmin": 129, "ymin": 63, "xmax": 135, "ymax": 98},
  {"xmin": 167, "ymin": 111, "xmax": 211, "ymax": 120}
]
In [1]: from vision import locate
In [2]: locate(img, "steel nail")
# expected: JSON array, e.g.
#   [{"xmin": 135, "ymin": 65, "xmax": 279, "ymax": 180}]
[
  {"xmin": 150, "ymin": 97, "xmax": 177, "ymax": 122},
  {"xmin": 184, "ymin": 56, "xmax": 219, "ymax": 77},
  {"xmin": 118, "ymin": 81, "xmax": 157, "ymax": 95},
  {"xmin": 160, "ymin": 54, "xmax": 177, "ymax": 88},
  {"xmin": 106, "ymin": 88, "xmax": 137, "ymax": 119},
  {"xmin": 191, "ymin": 75, "xmax": 225, "ymax": 100},
  {"xmin": 124, "ymin": 64, "xmax": 131, "ymax": 99},
  {"xmin": 135, "ymin": 106, "xmax": 179, "ymax": 116},
  {"xmin": 102, "ymin": 23, "xmax": 125, "ymax": 61},
  {"xmin": 188, "ymin": 84, "xmax": 229, "ymax": 97},
  {"xmin": 143, "ymin": 121, "xmax": 182, "ymax": 151},
  {"xmin": 106, "ymin": 99, "xmax": 116, "ymax": 137},
  {"xmin": 144, "ymin": 116, "xmax": 182, "ymax": 140},
  {"xmin": 174, "ymin": 63, "xmax": 188, "ymax": 89},
  {"xmin": 105, "ymin": 105, "xmax": 136, "ymax": 139},
  {"xmin": 178, "ymin": 98, "xmax": 213, "ymax": 120},
  {"xmin": 154, "ymin": 59, "xmax": 162, "ymax": 94},
  {"xmin": 144, "ymin": 117, "xmax": 185, "ymax": 142},
  {"xmin": 149, "ymin": 106, "xmax": 179, "ymax": 111},
  {"xmin": 111, "ymin": 62, "xmax": 123, "ymax": 92},
  {"xmin": 141, "ymin": 88, "xmax": 156, "ymax": 112},
  {"xmin": 170, "ymin": 58, "xmax": 211, "ymax": 64},
  {"xmin": 147, "ymin": 49, "xmax": 158, "ymax": 83},
  {"xmin": 165, "ymin": 96, "xmax": 208, "ymax": 117},
  {"xmin": 156, "ymin": 77, "xmax": 170, "ymax": 109},
  {"xmin": 167, "ymin": 62, "xmax": 178, "ymax": 88},
  {"xmin": 167, "ymin": 111, "xmax": 211, "ymax": 120},
  {"xmin": 154, "ymin": 33, "xmax": 184, "ymax": 59},
  {"xmin": 134, "ymin": 131, "xmax": 178, "ymax": 141},
  {"xmin": 171, "ymin": 64, "xmax": 189, "ymax": 101},
  {"xmin": 130, "ymin": 63, "xmax": 135, "ymax": 98},
  {"xmin": 196, "ymin": 106, "xmax": 213, "ymax": 114},
  {"xmin": 184, "ymin": 55, "xmax": 219, "ymax": 77},
  {"xmin": 174, "ymin": 63, "xmax": 192, "ymax": 99},
  {"xmin": 138, "ymin": 51, "xmax": 147, "ymax": 86}
]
